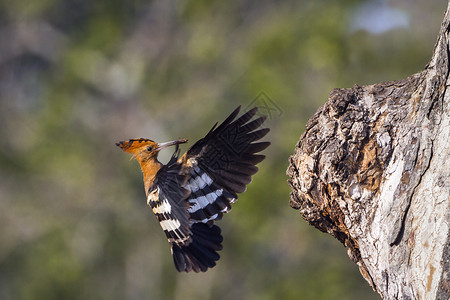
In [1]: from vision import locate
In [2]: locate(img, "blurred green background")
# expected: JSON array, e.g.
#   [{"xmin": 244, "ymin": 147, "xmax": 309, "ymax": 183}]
[{"xmin": 0, "ymin": 0, "xmax": 446, "ymax": 299}]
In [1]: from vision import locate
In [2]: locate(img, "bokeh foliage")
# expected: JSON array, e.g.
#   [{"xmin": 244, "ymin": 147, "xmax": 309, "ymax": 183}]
[{"xmin": 0, "ymin": 0, "xmax": 446, "ymax": 299}]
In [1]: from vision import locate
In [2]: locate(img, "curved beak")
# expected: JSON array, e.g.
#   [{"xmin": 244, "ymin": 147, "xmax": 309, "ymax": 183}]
[{"xmin": 155, "ymin": 139, "xmax": 188, "ymax": 151}]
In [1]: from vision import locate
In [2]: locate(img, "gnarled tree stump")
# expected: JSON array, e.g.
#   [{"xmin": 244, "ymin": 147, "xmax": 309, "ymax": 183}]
[{"xmin": 287, "ymin": 4, "xmax": 450, "ymax": 299}]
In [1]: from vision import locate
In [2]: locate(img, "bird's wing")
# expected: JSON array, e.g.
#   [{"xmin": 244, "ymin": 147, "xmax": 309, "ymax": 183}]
[
  {"xmin": 148, "ymin": 155, "xmax": 191, "ymax": 246},
  {"xmin": 179, "ymin": 106, "xmax": 270, "ymax": 224},
  {"xmin": 150, "ymin": 151, "xmax": 223, "ymax": 272}
]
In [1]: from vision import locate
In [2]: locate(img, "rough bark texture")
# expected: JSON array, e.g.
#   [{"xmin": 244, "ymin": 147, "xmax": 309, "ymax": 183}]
[{"xmin": 287, "ymin": 4, "xmax": 450, "ymax": 300}]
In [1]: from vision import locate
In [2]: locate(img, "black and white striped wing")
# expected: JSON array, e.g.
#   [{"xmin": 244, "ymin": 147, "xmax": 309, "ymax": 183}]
[
  {"xmin": 181, "ymin": 106, "xmax": 270, "ymax": 224},
  {"xmin": 149, "ymin": 158, "xmax": 223, "ymax": 273},
  {"xmin": 184, "ymin": 165, "xmax": 236, "ymax": 224},
  {"xmin": 148, "ymin": 161, "xmax": 191, "ymax": 246}
]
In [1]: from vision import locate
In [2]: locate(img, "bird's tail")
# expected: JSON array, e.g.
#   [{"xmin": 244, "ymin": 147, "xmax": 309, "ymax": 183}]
[{"xmin": 171, "ymin": 223, "xmax": 223, "ymax": 272}]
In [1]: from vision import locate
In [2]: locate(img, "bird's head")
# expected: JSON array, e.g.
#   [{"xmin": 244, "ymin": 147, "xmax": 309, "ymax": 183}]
[{"xmin": 116, "ymin": 138, "xmax": 187, "ymax": 163}]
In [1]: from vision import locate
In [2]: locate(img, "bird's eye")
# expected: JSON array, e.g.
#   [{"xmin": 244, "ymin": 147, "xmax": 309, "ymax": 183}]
[{"xmin": 147, "ymin": 146, "xmax": 153, "ymax": 151}]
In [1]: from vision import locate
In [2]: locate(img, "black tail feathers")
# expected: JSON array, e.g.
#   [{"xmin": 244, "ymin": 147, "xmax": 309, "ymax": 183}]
[{"xmin": 171, "ymin": 223, "xmax": 223, "ymax": 272}]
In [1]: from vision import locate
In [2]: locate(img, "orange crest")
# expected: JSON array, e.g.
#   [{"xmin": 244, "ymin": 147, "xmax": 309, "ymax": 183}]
[{"xmin": 116, "ymin": 138, "xmax": 158, "ymax": 155}]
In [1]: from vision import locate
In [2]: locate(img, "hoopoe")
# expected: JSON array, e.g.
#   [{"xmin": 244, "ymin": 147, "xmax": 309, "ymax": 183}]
[{"xmin": 116, "ymin": 106, "xmax": 270, "ymax": 272}]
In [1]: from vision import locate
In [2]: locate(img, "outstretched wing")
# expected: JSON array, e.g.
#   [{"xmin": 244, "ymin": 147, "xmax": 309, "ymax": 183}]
[
  {"xmin": 179, "ymin": 106, "xmax": 270, "ymax": 224},
  {"xmin": 150, "ymin": 152, "xmax": 223, "ymax": 272}
]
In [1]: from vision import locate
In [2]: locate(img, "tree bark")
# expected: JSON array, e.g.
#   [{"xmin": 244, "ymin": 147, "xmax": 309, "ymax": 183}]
[{"xmin": 286, "ymin": 4, "xmax": 450, "ymax": 300}]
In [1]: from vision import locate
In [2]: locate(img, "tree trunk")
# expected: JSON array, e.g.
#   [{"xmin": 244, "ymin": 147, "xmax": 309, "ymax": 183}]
[{"xmin": 286, "ymin": 4, "xmax": 450, "ymax": 300}]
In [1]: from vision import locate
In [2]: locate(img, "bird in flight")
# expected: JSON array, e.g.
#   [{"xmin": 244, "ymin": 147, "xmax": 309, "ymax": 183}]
[{"xmin": 116, "ymin": 106, "xmax": 270, "ymax": 272}]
